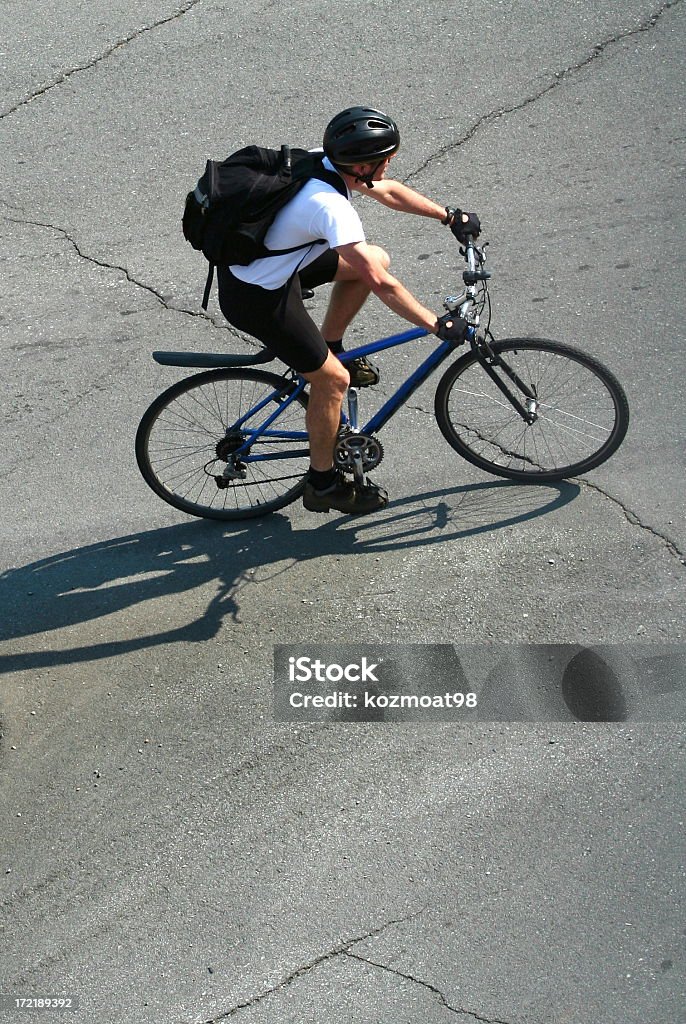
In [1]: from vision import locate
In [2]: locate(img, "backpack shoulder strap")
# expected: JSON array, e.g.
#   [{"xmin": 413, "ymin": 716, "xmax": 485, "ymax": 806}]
[
  {"xmin": 260, "ymin": 157, "xmax": 349, "ymax": 260},
  {"xmin": 202, "ymin": 263, "xmax": 215, "ymax": 311},
  {"xmin": 288, "ymin": 149, "xmax": 348, "ymax": 200},
  {"xmin": 311, "ymin": 167, "xmax": 349, "ymax": 199}
]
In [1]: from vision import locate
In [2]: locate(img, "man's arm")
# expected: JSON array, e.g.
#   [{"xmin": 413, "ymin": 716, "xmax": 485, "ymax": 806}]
[
  {"xmin": 336, "ymin": 240, "xmax": 439, "ymax": 333},
  {"xmin": 363, "ymin": 179, "xmax": 447, "ymax": 221},
  {"xmin": 363, "ymin": 180, "xmax": 479, "ymax": 242}
]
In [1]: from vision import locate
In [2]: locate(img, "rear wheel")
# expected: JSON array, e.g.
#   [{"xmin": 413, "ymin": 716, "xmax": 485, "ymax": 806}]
[
  {"xmin": 434, "ymin": 338, "xmax": 629, "ymax": 481},
  {"xmin": 136, "ymin": 368, "xmax": 309, "ymax": 520}
]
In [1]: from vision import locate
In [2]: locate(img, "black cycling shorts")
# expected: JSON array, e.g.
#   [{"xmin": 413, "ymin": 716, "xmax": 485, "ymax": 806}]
[{"xmin": 217, "ymin": 249, "xmax": 340, "ymax": 373}]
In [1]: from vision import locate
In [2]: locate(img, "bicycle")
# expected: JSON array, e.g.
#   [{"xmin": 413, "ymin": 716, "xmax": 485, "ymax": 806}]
[{"xmin": 136, "ymin": 236, "xmax": 629, "ymax": 520}]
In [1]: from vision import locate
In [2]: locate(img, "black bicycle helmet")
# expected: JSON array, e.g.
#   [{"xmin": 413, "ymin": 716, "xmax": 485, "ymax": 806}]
[{"xmin": 323, "ymin": 107, "xmax": 400, "ymax": 168}]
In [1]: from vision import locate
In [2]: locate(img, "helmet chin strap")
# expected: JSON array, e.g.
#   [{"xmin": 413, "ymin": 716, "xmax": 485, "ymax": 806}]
[{"xmin": 353, "ymin": 158, "xmax": 386, "ymax": 189}]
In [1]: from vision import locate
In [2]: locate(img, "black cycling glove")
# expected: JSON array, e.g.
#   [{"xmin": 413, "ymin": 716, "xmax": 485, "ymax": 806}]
[
  {"xmin": 436, "ymin": 312, "xmax": 469, "ymax": 344},
  {"xmin": 445, "ymin": 208, "xmax": 481, "ymax": 244}
]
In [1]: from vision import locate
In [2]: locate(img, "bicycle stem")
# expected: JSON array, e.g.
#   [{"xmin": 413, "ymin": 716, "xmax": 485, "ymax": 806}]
[
  {"xmin": 459, "ymin": 236, "xmax": 480, "ymax": 322},
  {"xmin": 465, "ymin": 236, "xmax": 478, "ymax": 274}
]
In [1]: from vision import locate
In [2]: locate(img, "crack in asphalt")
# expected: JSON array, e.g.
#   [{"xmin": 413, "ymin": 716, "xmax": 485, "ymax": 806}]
[
  {"xmin": 579, "ymin": 478, "xmax": 685, "ymax": 562},
  {"xmin": 1, "ymin": 207, "xmax": 254, "ymax": 345},
  {"xmin": 404, "ymin": 0, "xmax": 683, "ymax": 185},
  {"xmin": 377, "ymin": 392, "xmax": 684, "ymax": 563},
  {"xmin": 346, "ymin": 951, "xmax": 512, "ymax": 1023},
  {"xmin": 3, "ymin": 0, "xmax": 677, "ymax": 128},
  {"xmin": 405, "ymin": 406, "xmax": 685, "ymax": 561},
  {"xmin": 409, "ymin": 406, "xmax": 685, "ymax": 563},
  {"xmin": 0, "ymin": 0, "xmax": 206, "ymax": 121},
  {"xmin": 196, "ymin": 909, "xmax": 424, "ymax": 1022}
]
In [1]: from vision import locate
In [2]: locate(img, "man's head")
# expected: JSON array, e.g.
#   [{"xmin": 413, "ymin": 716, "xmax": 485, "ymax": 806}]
[{"xmin": 323, "ymin": 106, "xmax": 400, "ymax": 188}]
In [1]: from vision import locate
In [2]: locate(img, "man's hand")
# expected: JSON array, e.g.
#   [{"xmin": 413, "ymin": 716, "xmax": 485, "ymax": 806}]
[
  {"xmin": 436, "ymin": 312, "xmax": 469, "ymax": 344},
  {"xmin": 447, "ymin": 208, "xmax": 481, "ymax": 244}
]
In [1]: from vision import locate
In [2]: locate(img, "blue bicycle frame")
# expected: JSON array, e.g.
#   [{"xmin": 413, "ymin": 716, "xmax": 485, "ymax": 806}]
[{"xmin": 235, "ymin": 326, "xmax": 474, "ymax": 465}]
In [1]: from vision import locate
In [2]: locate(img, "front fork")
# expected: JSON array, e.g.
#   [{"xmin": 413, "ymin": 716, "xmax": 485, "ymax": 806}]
[
  {"xmin": 456, "ymin": 267, "xmax": 539, "ymax": 425},
  {"xmin": 472, "ymin": 334, "xmax": 539, "ymax": 425}
]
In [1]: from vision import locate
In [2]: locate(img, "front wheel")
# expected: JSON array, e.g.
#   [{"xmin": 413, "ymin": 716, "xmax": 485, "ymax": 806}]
[
  {"xmin": 136, "ymin": 368, "xmax": 309, "ymax": 520},
  {"xmin": 434, "ymin": 338, "xmax": 629, "ymax": 482}
]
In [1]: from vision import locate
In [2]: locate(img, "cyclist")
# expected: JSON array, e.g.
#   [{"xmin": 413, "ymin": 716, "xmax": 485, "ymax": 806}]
[{"xmin": 217, "ymin": 106, "xmax": 480, "ymax": 515}]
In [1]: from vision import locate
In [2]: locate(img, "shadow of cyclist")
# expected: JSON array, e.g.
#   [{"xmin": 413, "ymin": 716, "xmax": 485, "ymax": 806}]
[{"xmin": 0, "ymin": 479, "xmax": 578, "ymax": 675}]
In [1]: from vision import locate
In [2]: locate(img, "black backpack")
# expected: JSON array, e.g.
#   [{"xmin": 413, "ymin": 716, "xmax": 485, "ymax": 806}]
[{"xmin": 182, "ymin": 145, "xmax": 347, "ymax": 308}]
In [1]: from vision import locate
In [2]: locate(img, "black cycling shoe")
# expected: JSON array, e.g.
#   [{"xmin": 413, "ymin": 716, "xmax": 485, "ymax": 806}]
[
  {"xmin": 303, "ymin": 472, "xmax": 388, "ymax": 515},
  {"xmin": 345, "ymin": 356, "xmax": 380, "ymax": 388}
]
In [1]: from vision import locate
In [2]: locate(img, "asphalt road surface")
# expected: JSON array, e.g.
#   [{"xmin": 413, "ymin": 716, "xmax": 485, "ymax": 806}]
[{"xmin": 1, "ymin": 2, "xmax": 684, "ymax": 1022}]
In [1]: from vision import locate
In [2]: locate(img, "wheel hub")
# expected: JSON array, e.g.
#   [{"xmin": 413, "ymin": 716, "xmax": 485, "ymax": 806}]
[{"xmin": 216, "ymin": 430, "xmax": 246, "ymax": 461}]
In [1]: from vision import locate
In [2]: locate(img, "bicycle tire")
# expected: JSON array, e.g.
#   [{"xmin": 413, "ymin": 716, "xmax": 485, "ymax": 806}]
[
  {"xmin": 136, "ymin": 368, "xmax": 309, "ymax": 520},
  {"xmin": 434, "ymin": 337, "xmax": 629, "ymax": 482}
]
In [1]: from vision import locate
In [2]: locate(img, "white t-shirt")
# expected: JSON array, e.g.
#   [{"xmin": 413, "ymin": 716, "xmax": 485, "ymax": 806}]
[{"xmin": 229, "ymin": 156, "xmax": 365, "ymax": 289}]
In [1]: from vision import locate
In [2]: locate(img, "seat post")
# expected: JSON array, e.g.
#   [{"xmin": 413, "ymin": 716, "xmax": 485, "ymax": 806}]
[{"xmin": 347, "ymin": 388, "xmax": 360, "ymax": 431}]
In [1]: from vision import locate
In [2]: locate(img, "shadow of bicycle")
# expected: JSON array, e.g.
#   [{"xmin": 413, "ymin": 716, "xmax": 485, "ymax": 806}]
[{"xmin": 0, "ymin": 479, "xmax": 578, "ymax": 676}]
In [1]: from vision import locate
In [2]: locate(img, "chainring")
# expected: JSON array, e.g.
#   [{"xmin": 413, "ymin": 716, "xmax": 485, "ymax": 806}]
[{"xmin": 334, "ymin": 431, "xmax": 384, "ymax": 472}]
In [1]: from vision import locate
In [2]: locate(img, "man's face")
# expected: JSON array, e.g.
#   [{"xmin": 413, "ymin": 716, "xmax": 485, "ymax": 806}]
[
  {"xmin": 374, "ymin": 154, "xmax": 395, "ymax": 179},
  {"xmin": 352, "ymin": 153, "xmax": 396, "ymax": 182}
]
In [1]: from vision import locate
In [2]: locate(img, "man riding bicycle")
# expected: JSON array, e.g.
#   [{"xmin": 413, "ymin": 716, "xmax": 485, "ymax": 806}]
[{"xmin": 217, "ymin": 106, "xmax": 480, "ymax": 515}]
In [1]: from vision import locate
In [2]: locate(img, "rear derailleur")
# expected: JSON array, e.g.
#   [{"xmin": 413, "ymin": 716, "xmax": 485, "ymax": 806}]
[{"xmin": 211, "ymin": 431, "xmax": 247, "ymax": 488}]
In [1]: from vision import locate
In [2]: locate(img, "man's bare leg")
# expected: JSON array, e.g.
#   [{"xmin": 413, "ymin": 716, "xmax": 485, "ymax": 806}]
[
  {"xmin": 301, "ymin": 351, "xmax": 350, "ymax": 471},
  {"xmin": 301, "ymin": 348, "xmax": 388, "ymax": 515}
]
